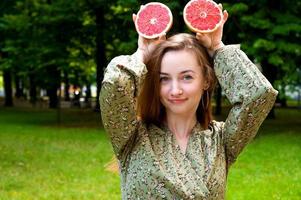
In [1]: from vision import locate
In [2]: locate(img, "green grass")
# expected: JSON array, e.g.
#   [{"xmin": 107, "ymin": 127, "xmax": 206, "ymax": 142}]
[
  {"xmin": 227, "ymin": 109, "xmax": 301, "ymax": 200},
  {"xmin": 0, "ymin": 108, "xmax": 120, "ymax": 199},
  {"xmin": 0, "ymin": 107, "xmax": 300, "ymax": 199}
]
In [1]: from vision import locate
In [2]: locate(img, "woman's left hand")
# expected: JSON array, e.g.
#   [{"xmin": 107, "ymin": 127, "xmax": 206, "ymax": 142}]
[
  {"xmin": 196, "ymin": 4, "xmax": 228, "ymax": 57},
  {"xmin": 133, "ymin": 11, "xmax": 166, "ymax": 64}
]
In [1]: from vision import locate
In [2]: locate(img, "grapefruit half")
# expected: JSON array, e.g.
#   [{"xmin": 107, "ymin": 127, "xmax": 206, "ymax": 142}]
[
  {"xmin": 135, "ymin": 2, "xmax": 173, "ymax": 39},
  {"xmin": 183, "ymin": 0, "xmax": 223, "ymax": 33}
]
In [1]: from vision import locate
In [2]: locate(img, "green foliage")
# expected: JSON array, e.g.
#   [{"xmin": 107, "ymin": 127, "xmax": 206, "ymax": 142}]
[
  {"xmin": 253, "ymin": 39, "xmax": 276, "ymax": 51},
  {"xmin": 225, "ymin": 3, "xmax": 248, "ymax": 14},
  {"xmin": 268, "ymin": 54, "xmax": 284, "ymax": 67},
  {"xmin": 224, "ymin": 0, "xmax": 301, "ymax": 90},
  {"xmin": 0, "ymin": 0, "xmax": 300, "ymax": 101},
  {"xmin": 0, "ymin": 0, "xmax": 98, "ymax": 92}
]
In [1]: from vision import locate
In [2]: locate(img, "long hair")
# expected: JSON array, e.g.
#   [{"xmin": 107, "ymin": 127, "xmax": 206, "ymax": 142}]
[
  {"xmin": 106, "ymin": 33, "xmax": 217, "ymax": 173},
  {"xmin": 137, "ymin": 33, "xmax": 216, "ymax": 129}
]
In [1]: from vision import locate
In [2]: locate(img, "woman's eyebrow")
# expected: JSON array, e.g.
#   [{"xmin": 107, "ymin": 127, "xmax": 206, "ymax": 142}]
[
  {"xmin": 181, "ymin": 70, "xmax": 195, "ymax": 74},
  {"xmin": 159, "ymin": 70, "xmax": 196, "ymax": 75}
]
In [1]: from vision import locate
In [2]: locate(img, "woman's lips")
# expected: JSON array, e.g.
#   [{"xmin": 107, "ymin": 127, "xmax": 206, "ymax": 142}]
[{"xmin": 168, "ymin": 98, "xmax": 187, "ymax": 104}]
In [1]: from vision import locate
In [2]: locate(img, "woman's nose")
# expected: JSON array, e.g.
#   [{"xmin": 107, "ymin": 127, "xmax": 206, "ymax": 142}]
[{"xmin": 170, "ymin": 81, "xmax": 183, "ymax": 96}]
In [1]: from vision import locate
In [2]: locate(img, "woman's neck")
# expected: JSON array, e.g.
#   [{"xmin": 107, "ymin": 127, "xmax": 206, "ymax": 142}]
[{"xmin": 165, "ymin": 113, "xmax": 197, "ymax": 139}]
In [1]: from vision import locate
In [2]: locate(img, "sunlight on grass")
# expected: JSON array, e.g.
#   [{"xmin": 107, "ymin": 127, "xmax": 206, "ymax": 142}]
[
  {"xmin": 0, "ymin": 107, "xmax": 300, "ymax": 199},
  {"xmin": 0, "ymin": 108, "xmax": 120, "ymax": 199},
  {"xmin": 226, "ymin": 108, "xmax": 301, "ymax": 199}
]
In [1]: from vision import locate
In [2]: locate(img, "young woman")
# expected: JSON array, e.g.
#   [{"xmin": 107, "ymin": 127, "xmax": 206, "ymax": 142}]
[{"xmin": 100, "ymin": 7, "xmax": 278, "ymax": 200}]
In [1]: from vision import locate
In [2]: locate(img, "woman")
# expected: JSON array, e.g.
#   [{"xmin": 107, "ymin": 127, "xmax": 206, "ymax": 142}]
[{"xmin": 100, "ymin": 7, "xmax": 278, "ymax": 200}]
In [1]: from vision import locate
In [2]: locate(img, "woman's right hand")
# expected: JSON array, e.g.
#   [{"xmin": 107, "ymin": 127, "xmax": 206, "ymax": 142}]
[
  {"xmin": 133, "ymin": 12, "xmax": 166, "ymax": 63},
  {"xmin": 196, "ymin": 4, "xmax": 228, "ymax": 57}
]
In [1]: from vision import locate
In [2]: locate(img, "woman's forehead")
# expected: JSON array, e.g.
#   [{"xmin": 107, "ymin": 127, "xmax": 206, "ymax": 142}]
[{"xmin": 160, "ymin": 50, "xmax": 201, "ymax": 73}]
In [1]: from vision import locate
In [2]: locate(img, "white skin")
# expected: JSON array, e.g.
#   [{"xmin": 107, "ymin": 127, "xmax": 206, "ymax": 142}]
[
  {"xmin": 133, "ymin": 4, "xmax": 228, "ymax": 153},
  {"xmin": 160, "ymin": 50, "xmax": 208, "ymax": 153}
]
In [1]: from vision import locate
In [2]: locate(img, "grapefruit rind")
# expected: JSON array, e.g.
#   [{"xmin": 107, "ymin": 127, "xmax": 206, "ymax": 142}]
[
  {"xmin": 183, "ymin": 0, "xmax": 223, "ymax": 33},
  {"xmin": 135, "ymin": 2, "xmax": 173, "ymax": 39}
]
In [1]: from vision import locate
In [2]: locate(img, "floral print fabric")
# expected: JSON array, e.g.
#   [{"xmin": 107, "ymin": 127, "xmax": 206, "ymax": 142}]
[{"xmin": 100, "ymin": 46, "xmax": 278, "ymax": 199}]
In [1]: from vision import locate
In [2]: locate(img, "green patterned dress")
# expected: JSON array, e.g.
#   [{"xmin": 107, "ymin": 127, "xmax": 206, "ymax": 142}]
[{"xmin": 100, "ymin": 45, "xmax": 278, "ymax": 199}]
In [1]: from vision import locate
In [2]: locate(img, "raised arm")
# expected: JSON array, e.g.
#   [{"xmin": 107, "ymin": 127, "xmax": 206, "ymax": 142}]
[
  {"xmin": 100, "ymin": 13, "xmax": 166, "ymax": 159},
  {"xmin": 214, "ymin": 45, "xmax": 278, "ymax": 165},
  {"xmin": 100, "ymin": 53, "xmax": 147, "ymax": 159},
  {"xmin": 196, "ymin": 6, "xmax": 277, "ymax": 166}
]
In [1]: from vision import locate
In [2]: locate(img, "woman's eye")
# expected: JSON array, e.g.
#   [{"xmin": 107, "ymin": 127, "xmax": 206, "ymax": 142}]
[
  {"xmin": 183, "ymin": 75, "xmax": 193, "ymax": 81},
  {"xmin": 160, "ymin": 76, "xmax": 169, "ymax": 82}
]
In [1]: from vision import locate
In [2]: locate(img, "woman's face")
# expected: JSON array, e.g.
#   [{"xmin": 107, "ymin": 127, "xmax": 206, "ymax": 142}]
[{"xmin": 160, "ymin": 50, "xmax": 206, "ymax": 118}]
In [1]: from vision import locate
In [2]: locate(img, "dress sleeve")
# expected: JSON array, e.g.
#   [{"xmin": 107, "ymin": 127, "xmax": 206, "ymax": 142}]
[
  {"xmin": 100, "ymin": 52, "xmax": 147, "ymax": 159},
  {"xmin": 213, "ymin": 45, "xmax": 278, "ymax": 166}
]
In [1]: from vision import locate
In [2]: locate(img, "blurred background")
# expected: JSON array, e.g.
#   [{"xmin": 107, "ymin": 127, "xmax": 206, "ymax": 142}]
[{"xmin": 0, "ymin": 0, "xmax": 300, "ymax": 199}]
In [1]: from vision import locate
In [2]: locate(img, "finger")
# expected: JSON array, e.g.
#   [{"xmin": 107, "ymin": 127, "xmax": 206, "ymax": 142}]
[
  {"xmin": 152, "ymin": 33, "xmax": 165, "ymax": 44},
  {"xmin": 196, "ymin": 33, "xmax": 209, "ymax": 42},
  {"xmin": 196, "ymin": 32, "xmax": 204, "ymax": 39},
  {"xmin": 196, "ymin": 32, "xmax": 201, "ymax": 40},
  {"xmin": 159, "ymin": 33, "xmax": 166, "ymax": 41},
  {"xmin": 132, "ymin": 14, "xmax": 136, "ymax": 23},
  {"xmin": 196, "ymin": 32, "xmax": 206, "ymax": 43},
  {"xmin": 223, "ymin": 10, "xmax": 228, "ymax": 23},
  {"xmin": 196, "ymin": 33, "xmax": 211, "ymax": 48}
]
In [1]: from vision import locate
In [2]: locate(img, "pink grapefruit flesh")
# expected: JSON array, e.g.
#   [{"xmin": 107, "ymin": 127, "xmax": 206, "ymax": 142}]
[
  {"xmin": 183, "ymin": 0, "xmax": 223, "ymax": 33},
  {"xmin": 135, "ymin": 2, "xmax": 173, "ymax": 39}
]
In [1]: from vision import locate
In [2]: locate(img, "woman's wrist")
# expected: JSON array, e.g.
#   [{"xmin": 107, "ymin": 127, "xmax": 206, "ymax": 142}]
[
  {"xmin": 136, "ymin": 48, "xmax": 146, "ymax": 64},
  {"xmin": 208, "ymin": 42, "xmax": 225, "ymax": 57}
]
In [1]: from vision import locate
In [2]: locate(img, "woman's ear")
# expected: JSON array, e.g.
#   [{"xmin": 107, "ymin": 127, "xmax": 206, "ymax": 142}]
[{"xmin": 203, "ymin": 80, "xmax": 209, "ymax": 90}]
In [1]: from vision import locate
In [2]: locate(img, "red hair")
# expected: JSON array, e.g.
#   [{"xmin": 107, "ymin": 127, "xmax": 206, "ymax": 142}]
[{"xmin": 137, "ymin": 33, "xmax": 216, "ymax": 129}]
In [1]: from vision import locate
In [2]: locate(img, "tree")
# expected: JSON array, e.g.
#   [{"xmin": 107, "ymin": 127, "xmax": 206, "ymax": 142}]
[
  {"xmin": 2, "ymin": 0, "xmax": 299, "ymax": 114},
  {"xmin": 221, "ymin": 0, "xmax": 301, "ymax": 116},
  {"xmin": 0, "ymin": 0, "xmax": 19, "ymax": 106},
  {"xmin": 1, "ymin": 0, "xmax": 90, "ymax": 108}
]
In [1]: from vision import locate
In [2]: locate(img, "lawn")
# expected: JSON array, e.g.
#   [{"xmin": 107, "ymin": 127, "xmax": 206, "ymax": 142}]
[{"xmin": 0, "ymin": 107, "xmax": 300, "ymax": 199}]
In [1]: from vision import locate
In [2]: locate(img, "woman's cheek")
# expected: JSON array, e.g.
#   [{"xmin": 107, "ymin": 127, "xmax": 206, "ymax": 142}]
[{"xmin": 160, "ymin": 85, "xmax": 168, "ymax": 98}]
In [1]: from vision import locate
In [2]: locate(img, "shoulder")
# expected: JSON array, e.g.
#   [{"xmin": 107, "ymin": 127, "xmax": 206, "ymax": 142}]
[
  {"xmin": 140, "ymin": 123, "xmax": 168, "ymax": 147},
  {"xmin": 146, "ymin": 123, "xmax": 166, "ymax": 137},
  {"xmin": 194, "ymin": 120, "xmax": 225, "ymax": 139}
]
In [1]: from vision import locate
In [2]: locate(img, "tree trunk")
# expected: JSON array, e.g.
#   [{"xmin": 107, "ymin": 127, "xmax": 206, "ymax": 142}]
[
  {"xmin": 279, "ymin": 85, "xmax": 287, "ymax": 107},
  {"xmin": 95, "ymin": 7, "xmax": 107, "ymax": 112},
  {"xmin": 29, "ymin": 73, "xmax": 37, "ymax": 105},
  {"xmin": 85, "ymin": 83, "xmax": 92, "ymax": 108},
  {"xmin": 15, "ymin": 73, "xmax": 24, "ymax": 98},
  {"xmin": 261, "ymin": 60, "xmax": 277, "ymax": 119},
  {"xmin": 3, "ymin": 69, "xmax": 13, "ymax": 107},
  {"xmin": 63, "ymin": 70, "xmax": 70, "ymax": 101},
  {"xmin": 47, "ymin": 67, "xmax": 60, "ymax": 109},
  {"xmin": 214, "ymin": 84, "xmax": 222, "ymax": 115},
  {"xmin": 47, "ymin": 88, "xmax": 58, "ymax": 108}
]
